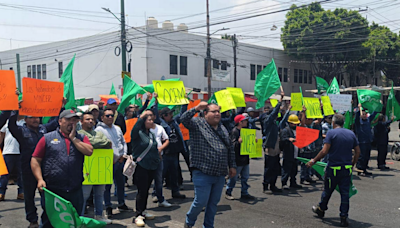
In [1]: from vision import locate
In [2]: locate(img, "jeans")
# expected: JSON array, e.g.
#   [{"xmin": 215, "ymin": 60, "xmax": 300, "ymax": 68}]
[
  {"xmin": 226, "ymin": 165, "xmax": 250, "ymax": 196},
  {"xmin": 163, "ymin": 153, "xmax": 180, "ymax": 194},
  {"xmin": 377, "ymin": 144, "xmax": 388, "ymax": 167},
  {"xmin": 82, "ymin": 185, "xmax": 105, "ymax": 216},
  {"xmin": 281, "ymin": 159, "xmax": 298, "ymax": 186},
  {"xmin": 319, "ymin": 166, "xmax": 351, "ymax": 218},
  {"xmin": 186, "ymin": 170, "xmax": 225, "ymax": 228},
  {"xmin": 104, "ymin": 161, "xmax": 125, "ymax": 207},
  {"xmin": 22, "ymin": 171, "xmax": 39, "ymax": 223},
  {"xmin": 300, "ymin": 152, "xmax": 313, "ymax": 180},
  {"xmin": 357, "ymin": 143, "xmax": 371, "ymax": 171},
  {"xmin": 152, "ymin": 160, "xmax": 165, "ymax": 203},
  {"xmin": 263, "ymin": 155, "xmax": 281, "ymax": 188},
  {"xmin": 134, "ymin": 164, "xmax": 155, "ymax": 217},
  {"xmin": 0, "ymin": 154, "xmax": 23, "ymax": 194},
  {"xmin": 41, "ymin": 188, "xmax": 84, "ymax": 228}
]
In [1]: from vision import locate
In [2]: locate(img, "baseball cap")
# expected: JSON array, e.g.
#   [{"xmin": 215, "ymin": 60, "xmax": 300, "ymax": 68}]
[
  {"xmin": 234, "ymin": 114, "xmax": 248, "ymax": 124},
  {"xmin": 107, "ymin": 98, "xmax": 117, "ymax": 105},
  {"xmin": 60, "ymin": 109, "xmax": 79, "ymax": 119},
  {"xmin": 160, "ymin": 107, "xmax": 174, "ymax": 116},
  {"xmin": 247, "ymin": 107, "xmax": 255, "ymax": 112},
  {"xmin": 88, "ymin": 104, "xmax": 99, "ymax": 112}
]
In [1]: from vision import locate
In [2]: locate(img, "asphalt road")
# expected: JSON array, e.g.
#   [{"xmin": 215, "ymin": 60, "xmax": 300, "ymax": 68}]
[{"xmin": 1, "ymin": 123, "xmax": 400, "ymax": 228}]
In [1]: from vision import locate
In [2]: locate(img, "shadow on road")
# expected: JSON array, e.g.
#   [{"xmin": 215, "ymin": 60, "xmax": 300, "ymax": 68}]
[{"xmin": 320, "ymin": 217, "xmax": 373, "ymax": 227}]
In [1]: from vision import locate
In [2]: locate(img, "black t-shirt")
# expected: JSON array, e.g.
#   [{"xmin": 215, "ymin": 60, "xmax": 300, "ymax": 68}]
[{"xmin": 164, "ymin": 122, "xmax": 184, "ymax": 155}]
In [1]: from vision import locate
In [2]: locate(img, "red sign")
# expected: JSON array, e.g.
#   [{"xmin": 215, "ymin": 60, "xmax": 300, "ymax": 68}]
[{"xmin": 292, "ymin": 126, "xmax": 320, "ymax": 149}]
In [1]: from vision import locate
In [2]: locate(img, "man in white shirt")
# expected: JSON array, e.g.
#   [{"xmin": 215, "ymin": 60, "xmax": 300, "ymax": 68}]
[{"xmin": 0, "ymin": 117, "xmax": 25, "ymax": 201}]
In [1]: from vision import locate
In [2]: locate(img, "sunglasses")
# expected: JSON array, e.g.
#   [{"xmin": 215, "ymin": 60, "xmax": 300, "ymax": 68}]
[{"xmin": 105, "ymin": 114, "xmax": 114, "ymax": 118}]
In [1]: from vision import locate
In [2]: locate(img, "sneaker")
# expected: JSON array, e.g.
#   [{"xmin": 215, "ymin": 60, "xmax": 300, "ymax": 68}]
[
  {"xmin": 305, "ymin": 178, "xmax": 316, "ymax": 183},
  {"xmin": 363, "ymin": 170, "xmax": 372, "ymax": 176},
  {"xmin": 179, "ymin": 185, "xmax": 184, "ymax": 190},
  {"xmin": 94, "ymin": 215, "xmax": 112, "ymax": 225},
  {"xmin": 270, "ymin": 186, "xmax": 283, "ymax": 193},
  {"xmin": 28, "ymin": 222, "xmax": 39, "ymax": 228},
  {"xmin": 152, "ymin": 196, "xmax": 159, "ymax": 203},
  {"xmin": 0, "ymin": 194, "xmax": 4, "ymax": 201},
  {"xmin": 241, "ymin": 194, "xmax": 256, "ymax": 200},
  {"xmin": 158, "ymin": 200, "xmax": 172, "ymax": 208},
  {"xmin": 340, "ymin": 216, "xmax": 349, "ymax": 227},
  {"xmin": 311, "ymin": 175, "xmax": 320, "ymax": 181},
  {"xmin": 282, "ymin": 185, "xmax": 290, "ymax": 190},
  {"xmin": 106, "ymin": 207, "xmax": 113, "ymax": 219},
  {"xmin": 17, "ymin": 193, "xmax": 24, "ymax": 200},
  {"xmin": 143, "ymin": 211, "xmax": 155, "ymax": 220},
  {"xmin": 117, "ymin": 204, "xmax": 133, "ymax": 212},
  {"xmin": 225, "ymin": 192, "xmax": 235, "ymax": 200},
  {"xmin": 312, "ymin": 205, "xmax": 325, "ymax": 218},
  {"xmin": 134, "ymin": 215, "xmax": 145, "ymax": 227},
  {"xmin": 290, "ymin": 183, "xmax": 303, "ymax": 189},
  {"xmin": 184, "ymin": 223, "xmax": 193, "ymax": 228},
  {"xmin": 172, "ymin": 193, "xmax": 186, "ymax": 199}
]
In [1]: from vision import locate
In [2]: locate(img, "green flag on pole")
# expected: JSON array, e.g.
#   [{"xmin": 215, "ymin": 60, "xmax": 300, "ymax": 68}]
[
  {"xmin": 254, "ymin": 59, "xmax": 281, "ymax": 109},
  {"xmin": 326, "ymin": 77, "xmax": 340, "ymax": 95},
  {"xmin": 208, "ymin": 94, "xmax": 218, "ymax": 104},
  {"xmin": 344, "ymin": 111, "xmax": 353, "ymax": 130},
  {"xmin": 297, "ymin": 157, "xmax": 358, "ymax": 198},
  {"xmin": 117, "ymin": 76, "xmax": 145, "ymax": 114},
  {"xmin": 316, "ymin": 76, "xmax": 330, "ymax": 94},
  {"xmin": 43, "ymin": 188, "xmax": 106, "ymax": 228},
  {"xmin": 386, "ymin": 82, "xmax": 400, "ymax": 121},
  {"xmin": 109, "ymin": 83, "xmax": 117, "ymax": 96},
  {"xmin": 59, "ymin": 55, "xmax": 76, "ymax": 109},
  {"xmin": 357, "ymin": 89, "xmax": 383, "ymax": 113}
]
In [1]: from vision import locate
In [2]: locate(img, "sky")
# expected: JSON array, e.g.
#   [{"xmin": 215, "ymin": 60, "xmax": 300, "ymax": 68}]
[{"xmin": 0, "ymin": 0, "xmax": 399, "ymax": 52}]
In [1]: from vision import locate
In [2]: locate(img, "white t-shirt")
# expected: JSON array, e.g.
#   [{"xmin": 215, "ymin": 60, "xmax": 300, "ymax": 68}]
[
  {"xmin": 0, "ymin": 119, "xmax": 25, "ymax": 155},
  {"xmin": 150, "ymin": 124, "xmax": 169, "ymax": 153}
]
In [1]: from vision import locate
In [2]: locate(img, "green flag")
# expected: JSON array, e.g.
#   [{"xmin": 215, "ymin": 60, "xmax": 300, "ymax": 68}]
[
  {"xmin": 297, "ymin": 157, "xmax": 357, "ymax": 198},
  {"xmin": 357, "ymin": 89, "xmax": 383, "ymax": 113},
  {"xmin": 344, "ymin": 111, "xmax": 353, "ymax": 130},
  {"xmin": 254, "ymin": 59, "xmax": 281, "ymax": 109},
  {"xmin": 326, "ymin": 77, "xmax": 340, "ymax": 95},
  {"xmin": 386, "ymin": 82, "xmax": 400, "ymax": 121},
  {"xmin": 43, "ymin": 188, "xmax": 106, "ymax": 228},
  {"xmin": 75, "ymin": 98, "xmax": 85, "ymax": 107},
  {"xmin": 208, "ymin": 94, "xmax": 218, "ymax": 104},
  {"xmin": 109, "ymin": 83, "xmax": 117, "ymax": 96},
  {"xmin": 59, "ymin": 55, "xmax": 76, "ymax": 109},
  {"xmin": 117, "ymin": 76, "xmax": 145, "ymax": 114},
  {"xmin": 316, "ymin": 76, "xmax": 329, "ymax": 94}
]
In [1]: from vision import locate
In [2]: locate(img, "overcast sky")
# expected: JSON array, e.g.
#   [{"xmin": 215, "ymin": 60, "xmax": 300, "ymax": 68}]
[{"xmin": 0, "ymin": 0, "xmax": 399, "ymax": 52}]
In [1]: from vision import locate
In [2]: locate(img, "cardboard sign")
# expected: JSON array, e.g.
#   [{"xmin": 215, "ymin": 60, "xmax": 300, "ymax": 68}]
[
  {"xmin": 249, "ymin": 140, "xmax": 263, "ymax": 158},
  {"xmin": 270, "ymin": 99, "xmax": 281, "ymax": 117},
  {"xmin": 124, "ymin": 118, "xmax": 138, "ymax": 143},
  {"xmin": 99, "ymin": 95, "xmax": 120, "ymax": 104},
  {"xmin": 19, "ymin": 78, "xmax": 64, "ymax": 117},
  {"xmin": 328, "ymin": 94, "xmax": 352, "ymax": 112},
  {"xmin": 226, "ymin": 87, "xmax": 246, "ymax": 107},
  {"xmin": 0, "ymin": 149, "xmax": 8, "ymax": 175},
  {"xmin": 153, "ymin": 80, "xmax": 189, "ymax": 105},
  {"xmin": 179, "ymin": 99, "xmax": 201, "ymax": 141},
  {"xmin": 293, "ymin": 126, "xmax": 320, "ymax": 149},
  {"xmin": 303, "ymin": 97, "xmax": 323, "ymax": 119},
  {"xmin": 291, "ymin": 93, "xmax": 303, "ymax": 111},
  {"xmin": 83, "ymin": 149, "xmax": 114, "ymax": 185},
  {"xmin": 0, "ymin": 70, "xmax": 19, "ymax": 110},
  {"xmin": 321, "ymin": 96, "xmax": 335, "ymax": 116},
  {"xmin": 215, "ymin": 89, "xmax": 237, "ymax": 113},
  {"xmin": 240, "ymin": 128, "xmax": 257, "ymax": 155}
]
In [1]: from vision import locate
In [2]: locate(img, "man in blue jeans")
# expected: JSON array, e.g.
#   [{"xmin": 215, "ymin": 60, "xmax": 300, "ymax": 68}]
[{"xmin": 181, "ymin": 102, "xmax": 236, "ymax": 228}]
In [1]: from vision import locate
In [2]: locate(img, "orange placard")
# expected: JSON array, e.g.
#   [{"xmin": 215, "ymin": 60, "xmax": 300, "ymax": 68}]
[
  {"xmin": 99, "ymin": 95, "xmax": 120, "ymax": 104},
  {"xmin": 292, "ymin": 126, "xmax": 320, "ymax": 149},
  {"xmin": 179, "ymin": 99, "xmax": 201, "ymax": 141},
  {"xmin": 0, "ymin": 70, "xmax": 19, "ymax": 110},
  {"xmin": 19, "ymin": 78, "xmax": 64, "ymax": 117},
  {"xmin": 0, "ymin": 149, "xmax": 8, "ymax": 175},
  {"xmin": 124, "ymin": 118, "xmax": 138, "ymax": 143}
]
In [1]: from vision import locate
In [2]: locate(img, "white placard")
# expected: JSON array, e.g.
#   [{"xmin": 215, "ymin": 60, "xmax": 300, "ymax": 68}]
[
  {"xmin": 212, "ymin": 69, "xmax": 231, "ymax": 82},
  {"xmin": 328, "ymin": 94, "xmax": 352, "ymax": 112}
]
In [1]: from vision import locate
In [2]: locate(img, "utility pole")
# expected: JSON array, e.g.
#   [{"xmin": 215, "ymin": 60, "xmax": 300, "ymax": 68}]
[
  {"xmin": 120, "ymin": 0, "xmax": 127, "ymax": 73},
  {"xmin": 232, "ymin": 34, "xmax": 237, "ymax": 87},
  {"xmin": 16, "ymin": 54, "xmax": 21, "ymax": 91},
  {"xmin": 206, "ymin": 0, "xmax": 212, "ymax": 98}
]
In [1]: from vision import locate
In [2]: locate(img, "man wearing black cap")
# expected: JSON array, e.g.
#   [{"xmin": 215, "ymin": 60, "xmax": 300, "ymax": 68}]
[{"xmin": 31, "ymin": 110, "xmax": 93, "ymax": 228}]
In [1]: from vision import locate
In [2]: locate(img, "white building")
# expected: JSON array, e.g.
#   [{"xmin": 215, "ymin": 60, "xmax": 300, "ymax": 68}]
[{"xmin": 0, "ymin": 18, "xmax": 315, "ymax": 106}]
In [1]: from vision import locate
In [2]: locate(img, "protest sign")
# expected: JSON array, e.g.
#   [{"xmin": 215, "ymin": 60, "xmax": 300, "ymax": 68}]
[
  {"xmin": 0, "ymin": 149, "xmax": 8, "ymax": 175},
  {"xmin": 215, "ymin": 89, "xmax": 236, "ymax": 113},
  {"xmin": 83, "ymin": 149, "xmax": 113, "ymax": 185},
  {"xmin": 153, "ymin": 80, "xmax": 189, "ymax": 105},
  {"xmin": 0, "ymin": 70, "xmax": 19, "ymax": 110},
  {"xmin": 270, "ymin": 99, "xmax": 281, "ymax": 117},
  {"xmin": 226, "ymin": 87, "xmax": 246, "ymax": 107},
  {"xmin": 292, "ymin": 126, "xmax": 320, "ymax": 149},
  {"xmin": 303, "ymin": 97, "xmax": 323, "ymax": 118},
  {"xmin": 249, "ymin": 140, "xmax": 263, "ymax": 158},
  {"xmin": 328, "ymin": 94, "xmax": 352, "ymax": 112},
  {"xmin": 19, "ymin": 78, "xmax": 64, "ymax": 117},
  {"xmin": 179, "ymin": 99, "xmax": 201, "ymax": 141},
  {"xmin": 124, "ymin": 118, "xmax": 138, "ymax": 143},
  {"xmin": 290, "ymin": 93, "xmax": 303, "ymax": 111},
  {"xmin": 240, "ymin": 128, "xmax": 257, "ymax": 155},
  {"xmin": 321, "ymin": 96, "xmax": 335, "ymax": 116},
  {"xmin": 99, "ymin": 95, "xmax": 120, "ymax": 104},
  {"xmin": 43, "ymin": 188, "xmax": 106, "ymax": 228}
]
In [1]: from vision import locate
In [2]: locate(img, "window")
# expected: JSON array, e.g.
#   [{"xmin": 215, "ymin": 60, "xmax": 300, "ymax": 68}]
[
  {"xmin": 221, "ymin": 61, "xmax": 227, "ymax": 71},
  {"xmin": 250, "ymin": 64, "xmax": 256, "ymax": 80},
  {"xmin": 180, "ymin": 56, "xmax": 187, "ymax": 75},
  {"xmin": 169, "ymin": 55, "xmax": 178, "ymax": 75},
  {"xmin": 213, "ymin": 59, "xmax": 219, "ymax": 69},
  {"xmin": 27, "ymin": 65, "xmax": 31, "ymax": 78},
  {"xmin": 284, "ymin": 68, "xmax": 288, "ymax": 82},
  {"xmin": 42, "ymin": 64, "xmax": 47, "ymax": 79},
  {"xmin": 37, "ymin": 65, "xmax": 42, "ymax": 79},
  {"xmin": 257, "ymin": 65, "xmax": 262, "ymax": 76},
  {"xmin": 32, "ymin": 65, "xmax": 36, "ymax": 79},
  {"xmin": 278, "ymin": 67, "xmax": 282, "ymax": 82},
  {"xmin": 299, "ymin": 69, "xmax": 303, "ymax": 83},
  {"xmin": 304, "ymin": 70, "xmax": 307, "ymax": 84},
  {"xmin": 58, "ymin": 61, "xmax": 63, "ymax": 78},
  {"xmin": 294, "ymin": 69, "xmax": 298, "ymax": 83},
  {"xmin": 309, "ymin": 71, "xmax": 312, "ymax": 84}
]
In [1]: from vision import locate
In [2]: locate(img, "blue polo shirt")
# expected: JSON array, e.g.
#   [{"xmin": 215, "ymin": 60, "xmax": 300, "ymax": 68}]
[{"xmin": 324, "ymin": 128, "xmax": 359, "ymax": 167}]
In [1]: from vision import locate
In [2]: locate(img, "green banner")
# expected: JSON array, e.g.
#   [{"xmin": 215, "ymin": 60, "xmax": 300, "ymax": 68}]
[{"xmin": 357, "ymin": 89, "xmax": 382, "ymax": 113}]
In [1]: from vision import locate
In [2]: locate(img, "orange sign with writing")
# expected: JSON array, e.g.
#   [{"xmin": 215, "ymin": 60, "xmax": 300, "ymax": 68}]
[
  {"xmin": 0, "ymin": 70, "xmax": 19, "ymax": 110},
  {"xmin": 0, "ymin": 149, "xmax": 8, "ymax": 175},
  {"xmin": 179, "ymin": 99, "xmax": 201, "ymax": 141},
  {"xmin": 292, "ymin": 126, "xmax": 320, "ymax": 149},
  {"xmin": 124, "ymin": 118, "xmax": 138, "ymax": 143},
  {"xmin": 99, "ymin": 95, "xmax": 120, "ymax": 104},
  {"xmin": 19, "ymin": 78, "xmax": 64, "ymax": 117}
]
